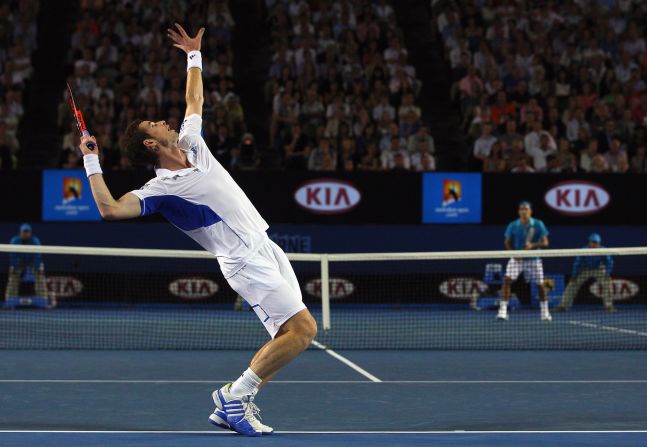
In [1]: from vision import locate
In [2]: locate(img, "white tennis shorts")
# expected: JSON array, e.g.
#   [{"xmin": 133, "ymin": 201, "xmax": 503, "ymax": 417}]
[
  {"xmin": 505, "ymin": 258, "xmax": 544, "ymax": 284},
  {"xmin": 226, "ymin": 239, "xmax": 306, "ymax": 338}
]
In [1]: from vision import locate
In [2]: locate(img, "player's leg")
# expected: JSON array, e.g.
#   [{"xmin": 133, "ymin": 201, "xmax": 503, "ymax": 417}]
[
  {"xmin": 246, "ymin": 239, "xmax": 315, "ymax": 386},
  {"xmin": 214, "ymin": 243, "xmax": 315, "ymax": 436},
  {"xmin": 249, "ymin": 309, "xmax": 316, "ymax": 380},
  {"xmin": 528, "ymin": 260, "xmax": 551, "ymax": 320},
  {"xmin": 498, "ymin": 258, "xmax": 519, "ymax": 320}
]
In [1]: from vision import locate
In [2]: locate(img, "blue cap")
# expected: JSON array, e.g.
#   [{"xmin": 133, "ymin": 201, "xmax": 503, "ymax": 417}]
[
  {"xmin": 519, "ymin": 201, "xmax": 532, "ymax": 209},
  {"xmin": 589, "ymin": 233, "xmax": 601, "ymax": 243},
  {"xmin": 20, "ymin": 223, "xmax": 32, "ymax": 233}
]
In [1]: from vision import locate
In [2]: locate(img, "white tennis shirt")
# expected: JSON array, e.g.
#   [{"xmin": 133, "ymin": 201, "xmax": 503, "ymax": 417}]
[{"xmin": 130, "ymin": 114, "xmax": 269, "ymax": 278}]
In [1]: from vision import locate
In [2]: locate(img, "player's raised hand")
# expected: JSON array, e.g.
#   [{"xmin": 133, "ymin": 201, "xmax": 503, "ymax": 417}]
[
  {"xmin": 79, "ymin": 135, "xmax": 99, "ymax": 156},
  {"xmin": 167, "ymin": 23, "xmax": 205, "ymax": 53}
]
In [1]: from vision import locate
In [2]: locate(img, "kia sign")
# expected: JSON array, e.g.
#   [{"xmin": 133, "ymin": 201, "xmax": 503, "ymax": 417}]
[
  {"xmin": 294, "ymin": 179, "xmax": 361, "ymax": 214},
  {"xmin": 169, "ymin": 277, "xmax": 219, "ymax": 299},
  {"xmin": 544, "ymin": 181, "xmax": 610, "ymax": 216},
  {"xmin": 47, "ymin": 276, "xmax": 83, "ymax": 298},
  {"xmin": 305, "ymin": 278, "xmax": 355, "ymax": 299},
  {"xmin": 590, "ymin": 278, "xmax": 639, "ymax": 301},
  {"xmin": 439, "ymin": 277, "xmax": 488, "ymax": 299}
]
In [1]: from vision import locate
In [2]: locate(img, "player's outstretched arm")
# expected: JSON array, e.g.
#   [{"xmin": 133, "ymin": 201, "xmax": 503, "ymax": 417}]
[
  {"xmin": 80, "ymin": 135, "xmax": 141, "ymax": 220},
  {"xmin": 168, "ymin": 23, "xmax": 205, "ymax": 117}
]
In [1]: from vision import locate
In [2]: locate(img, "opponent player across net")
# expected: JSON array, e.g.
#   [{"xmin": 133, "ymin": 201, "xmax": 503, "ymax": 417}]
[
  {"xmin": 497, "ymin": 201, "xmax": 552, "ymax": 321},
  {"xmin": 76, "ymin": 23, "xmax": 317, "ymax": 437}
]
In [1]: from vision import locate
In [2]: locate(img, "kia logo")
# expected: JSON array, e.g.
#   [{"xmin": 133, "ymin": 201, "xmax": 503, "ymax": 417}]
[
  {"xmin": 294, "ymin": 179, "xmax": 361, "ymax": 214},
  {"xmin": 169, "ymin": 277, "xmax": 219, "ymax": 299},
  {"xmin": 544, "ymin": 181, "xmax": 610, "ymax": 216},
  {"xmin": 439, "ymin": 277, "xmax": 488, "ymax": 299},
  {"xmin": 47, "ymin": 276, "xmax": 83, "ymax": 297},
  {"xmin": 589, "ymin": 278, "xmax": 639, "ymax": 301},
  {"xmin": 305, "ymin": 278, "xmax": 355, "ymax": 299}
]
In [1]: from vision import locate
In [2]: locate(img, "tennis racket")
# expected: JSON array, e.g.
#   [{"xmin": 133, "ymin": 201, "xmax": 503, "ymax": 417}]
[
  {"xmin": 525, "ymin": 227, "xmax": 535, "ymax": 249},
  {"xmin": 66, "ymin": 82, "xmax": 95, "ymax": 151}
]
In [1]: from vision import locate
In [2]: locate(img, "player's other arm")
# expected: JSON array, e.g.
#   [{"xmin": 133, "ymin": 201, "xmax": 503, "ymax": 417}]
[
  {"xmin": 88, "ymin": 176, "xmax": 141, "ymax": 220},
  {"xmin": 80, "ymin": 135, "xmax": 141, "ymax": 220},
  {"xmin": 168, "ymin": 23, "xmax": 205, "ymax": 117},
  {"xmin": 184, "ymin": 61, "xmax": 204, "ymax": 117},
  {"xmin": 528, "ymin": 222, "xmax": 549, "ymax": 249},
  {"xmin": 528, "ymin": 236, "xmax": 549, "ymax": 249},
  {"xmin": 503, "ymin": 223, "xmax": 513, "ymax": 250}
]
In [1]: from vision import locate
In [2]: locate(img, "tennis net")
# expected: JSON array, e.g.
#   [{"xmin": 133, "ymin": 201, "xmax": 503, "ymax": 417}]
[{"xmin": 1, "ymin": 244, "xmax": 646, "ymax": 350}]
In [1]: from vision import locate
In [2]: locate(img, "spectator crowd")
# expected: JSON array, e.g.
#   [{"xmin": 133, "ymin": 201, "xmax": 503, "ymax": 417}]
[
  {"xmin": 264, "ymin": 0, "xmax": 436, "ymax": 172},
  {"xmin": 435, "ymin": 0, "xmax": 647, "ymax": 173},
  {"xmin": 59, "ymin": 0, "xmax": 247, "ymax": 171},
  {"xmin": 0, "ymin": 0, "xmax": 38, "ymax": 169}
]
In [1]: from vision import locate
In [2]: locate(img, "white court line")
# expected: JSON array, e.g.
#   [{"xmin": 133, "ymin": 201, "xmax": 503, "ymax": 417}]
[
  {"xmin": 0, "ymin": 379, "xmax": 645, "ymax": 384},
  {"xmin": 310, "ymin": 340, "xmax": 382, "ymax": 382},
  {"xmin": 568, "ymin": 321, "xmax": 647, "ymax": 337},
  {"xmin": 0, "ymin": 430, "xmax": 646, "ymax": 434}
]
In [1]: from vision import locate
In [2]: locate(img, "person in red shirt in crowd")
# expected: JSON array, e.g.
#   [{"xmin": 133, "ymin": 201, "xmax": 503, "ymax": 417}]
[{"xmin": 489, "ymin": 90, "xmax": 516, "ymax": 126}]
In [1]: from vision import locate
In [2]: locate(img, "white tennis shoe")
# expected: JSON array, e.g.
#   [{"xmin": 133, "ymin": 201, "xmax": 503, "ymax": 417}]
[{"xmin": 209, "ymin": 384, "xmax": 274, "ymax": 436}]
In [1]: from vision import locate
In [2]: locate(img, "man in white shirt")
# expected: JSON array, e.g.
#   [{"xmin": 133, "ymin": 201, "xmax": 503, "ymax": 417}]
[
  {"xmin": 77, "ymin": 24, "xmax": 316, "ymax": 438},
  {"xmin": 381, "ymin": 135, "xmax": 410, "ymax": 169},
  {"xmin": 527, "ymin": 134, "xmax": 557, "ymax": 171},
  {"xmin": 524, "ymin": 120, "xmax": 556, "ymax": 154},
  {"xmin": 410, "ymin": 139, "xmax": 436, "ymax": 171},
  {"xmin": 473, "ymin": 122, "xmax": 498, "ymax": 161}
]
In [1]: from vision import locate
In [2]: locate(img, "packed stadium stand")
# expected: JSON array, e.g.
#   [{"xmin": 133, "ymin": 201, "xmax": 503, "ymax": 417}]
[
  {"xmin": 0, "ymin": 0, "xmax": 39, "ymax": 169},
  {"xmin": 264, "ymin": 0, "xmax": 436, "ymax": 171},
  {"xmin": 434, "ymin": 0, "xmax": 647, "ymax": 173},
  {"xmin": 58, "ymin": 0, "xmax": 244, "ymax": 171},
  {"xmin": 1, "ymin": 0, "xmax": 645, "ymax": 173}
]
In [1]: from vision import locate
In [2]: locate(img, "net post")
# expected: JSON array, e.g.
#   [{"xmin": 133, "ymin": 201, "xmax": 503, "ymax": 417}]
[{"xmin": 320, "ymin": 254, "xmax": 331, "ymax": 330}]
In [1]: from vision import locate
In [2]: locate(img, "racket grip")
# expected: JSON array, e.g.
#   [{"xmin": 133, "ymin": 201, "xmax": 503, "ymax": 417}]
[{"xmin": 82, "ymin": 130, "xmax": 96, "ymax": 150}]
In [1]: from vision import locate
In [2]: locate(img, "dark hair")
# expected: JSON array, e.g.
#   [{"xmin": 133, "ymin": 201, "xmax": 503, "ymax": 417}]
[{"xmin": 121, "ymin": 119, "xmax": 157, "ymax": 165}]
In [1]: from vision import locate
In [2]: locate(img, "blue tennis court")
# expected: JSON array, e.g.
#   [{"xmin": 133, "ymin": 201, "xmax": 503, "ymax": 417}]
[{"xmin": 1, "ymin": 349, "xmax": 646, "ymax": 446}]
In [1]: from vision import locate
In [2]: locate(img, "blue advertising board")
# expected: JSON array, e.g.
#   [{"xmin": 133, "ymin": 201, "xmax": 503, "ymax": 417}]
[
  {"xmin": 42, "ymin": 170, "xmax": 101, "ymax": 221},
  {"xmin": 422, "ymin": 173, "xmax": 482, "ymax": 223}
]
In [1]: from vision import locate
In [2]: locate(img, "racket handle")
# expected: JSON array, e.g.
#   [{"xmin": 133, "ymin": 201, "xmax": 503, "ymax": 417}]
[{"xmin": 82, "ymin": 130, "xmax": 96, "ymax": 150}]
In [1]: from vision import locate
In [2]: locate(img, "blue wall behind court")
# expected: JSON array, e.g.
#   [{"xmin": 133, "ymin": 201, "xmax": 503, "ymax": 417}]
[{"xmin": 1, "ymin": 222, "xmax": 646, "ymax": 253}]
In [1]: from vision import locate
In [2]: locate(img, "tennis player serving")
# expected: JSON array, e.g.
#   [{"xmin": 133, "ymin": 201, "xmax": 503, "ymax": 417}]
[
  {"xmin": 78, "ymin": 24, "xmax": 317, "ymax": 437},
  {"xmin": 497, "ymin": 201, "xmax": 552, "ymax": 321}
]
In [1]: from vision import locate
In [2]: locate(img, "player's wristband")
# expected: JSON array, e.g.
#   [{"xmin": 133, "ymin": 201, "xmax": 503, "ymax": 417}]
[
  {"xmin": 187, "ymin": 50, "xmax": 202, "ymax": 72},
  {"xmin": 83, "ymin": 154, "xmax": 103, "ymax": 177}
]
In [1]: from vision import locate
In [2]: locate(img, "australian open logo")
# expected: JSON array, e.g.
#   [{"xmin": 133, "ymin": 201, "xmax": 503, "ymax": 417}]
[
  {"xmin": 54, "ymin": 175, "xmax": 92, "ymax": 216},
  {"xmin": 436, "ymin": 179, "xmax": 469, "ymax": 218},
  {"xmin": 62, "ymin": 177, "xmax": 82, "ymax": 204},
  {"xmin": 442, "ymin": 179, "xmax": 462, "ymax": 206}
]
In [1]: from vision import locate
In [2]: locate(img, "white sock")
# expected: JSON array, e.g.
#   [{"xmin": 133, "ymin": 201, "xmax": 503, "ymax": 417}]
[
  {"xmin": 229, "ymin": 368, "xmax": 262, "ymax": 398},
  {"xmin": 499, "ymin": 301, "xmax": 508, "ymax": 312},
  {"xmin": 540, "ymin": 301, "xmax": 549, "ymax": 314}
]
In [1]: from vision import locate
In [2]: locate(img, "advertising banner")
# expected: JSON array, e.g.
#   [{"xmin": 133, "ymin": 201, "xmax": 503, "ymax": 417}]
[
  {"xmin": 1, "ymin": 271, "xmax": 643, "ymax": 307},
  {"xmin": 482, "ymin": 174, "xmax": 645, "ymax": 225},
  {"xmin": 422, "ymin": 173, "xmax": 482, "ymax": 223},
  {"xmin": 42, "ymin": 170, "xmax": 102, "ymax": 221}
]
